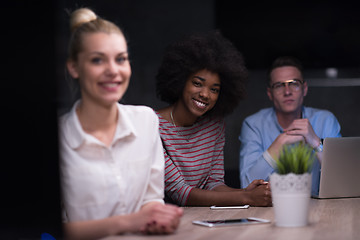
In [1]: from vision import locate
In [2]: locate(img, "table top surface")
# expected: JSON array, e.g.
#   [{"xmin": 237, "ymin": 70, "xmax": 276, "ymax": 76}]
[{"xmin": 103, "ymin": 198, "xmax": 360, "ymax": 240}]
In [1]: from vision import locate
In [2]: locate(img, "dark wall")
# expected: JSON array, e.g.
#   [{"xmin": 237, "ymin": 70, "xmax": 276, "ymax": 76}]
[
  {"xmin": 2, "ymin": 1, "xmax": 62, "ymax": 239},
  {"xmin": 216, "ymin": 1, "xmax": 360, "ymax": 69}
]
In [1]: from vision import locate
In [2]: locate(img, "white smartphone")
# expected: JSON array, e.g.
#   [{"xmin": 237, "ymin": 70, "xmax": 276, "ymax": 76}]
[
  {"xmin": 210, "ymin": 205, "xmax": 249, "ymax": 210},
  {"xmin": 192, "ymin": 217, "xmax": 270, "ymax": 227}
]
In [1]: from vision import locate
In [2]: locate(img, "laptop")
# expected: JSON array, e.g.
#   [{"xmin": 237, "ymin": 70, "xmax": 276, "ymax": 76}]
[{"xmin": 313, "ymin": 137, "xmax": 360, "ymax": 199}]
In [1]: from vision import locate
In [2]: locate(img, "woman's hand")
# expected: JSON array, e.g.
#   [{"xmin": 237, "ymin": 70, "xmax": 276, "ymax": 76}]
[
  {"xmin": 244, "ymin": 180, "xmax": 272, "ymax": 207},
  {"xmin": 136, "ymin": 202, "xmax": 183, "ymax": 235}
]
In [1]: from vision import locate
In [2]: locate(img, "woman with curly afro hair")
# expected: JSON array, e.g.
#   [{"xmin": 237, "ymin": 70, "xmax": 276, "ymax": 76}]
[{"xmin": 155, "ymin": 31, "xmax": 272, "ymax": 207}]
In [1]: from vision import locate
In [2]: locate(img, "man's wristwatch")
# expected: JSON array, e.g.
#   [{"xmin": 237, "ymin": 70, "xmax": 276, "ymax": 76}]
[{"xmin": 314, "ymin": 139, "xmax": 324, "ymax": 152}]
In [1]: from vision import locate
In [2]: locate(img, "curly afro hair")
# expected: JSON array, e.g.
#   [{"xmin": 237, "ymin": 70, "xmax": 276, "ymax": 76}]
[{"xmin": 156, "ymin": 31, "xmax": 248, "ymax": 117}]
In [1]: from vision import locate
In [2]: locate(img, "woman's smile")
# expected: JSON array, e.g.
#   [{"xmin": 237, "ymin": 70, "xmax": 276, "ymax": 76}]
[
  {"xmin": 98, "ymin": 81, "xmax": 122, "ymax": 92},
  {"xmin": 180, "ymin": 69, "xmax": 220, "ymax": 120},
  {"xmin": 192, "ymin": 98, "xmax": 208, "ymax": 109}
]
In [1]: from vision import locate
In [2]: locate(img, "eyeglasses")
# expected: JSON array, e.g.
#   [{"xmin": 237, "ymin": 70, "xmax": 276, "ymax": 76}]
[{"xmin": 270, "ymin": 79, "xmax": 304, "ymax": 94}]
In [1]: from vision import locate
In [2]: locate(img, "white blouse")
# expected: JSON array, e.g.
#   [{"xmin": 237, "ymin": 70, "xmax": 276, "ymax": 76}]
[{"xmin": 59, "ymin": 101, "xmax": 165, "ymax": 222}]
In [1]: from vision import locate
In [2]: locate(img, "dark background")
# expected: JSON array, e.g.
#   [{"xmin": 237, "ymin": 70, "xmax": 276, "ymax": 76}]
[
  {"xmin": 2, "ymin": 0, "xmax": 359, "ymax": 238},
  {"xmin": 217, "ymin": 1, "xmax": 360, "ymax": 69},
  {"xmin": 2, "ymin": 1, "xmax": 62, "ymax": 239}
]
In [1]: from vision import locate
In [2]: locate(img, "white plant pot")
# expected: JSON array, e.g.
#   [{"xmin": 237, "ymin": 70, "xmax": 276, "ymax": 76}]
[{"xmin": 270, "ymin": 172, "xmax": 312, "ymax": 227}]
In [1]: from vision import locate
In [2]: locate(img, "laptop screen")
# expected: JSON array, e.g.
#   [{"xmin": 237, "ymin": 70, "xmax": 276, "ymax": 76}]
[{"xmin": 317, "ymin": 137, "xmax": 360, "ymax": 199}]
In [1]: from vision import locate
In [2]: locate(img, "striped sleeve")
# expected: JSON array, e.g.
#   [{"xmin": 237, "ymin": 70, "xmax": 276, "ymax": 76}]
[
  {"xmin": 204, "ymin": 121, "xmax": 226, "ymax": 190},
  {"xmin": 157, "ymin": 113, "xmax": 226, "ymax": 206},
  {"xmin": 164, "ymin": 149, "xmax": 194, "ymax": 206}
]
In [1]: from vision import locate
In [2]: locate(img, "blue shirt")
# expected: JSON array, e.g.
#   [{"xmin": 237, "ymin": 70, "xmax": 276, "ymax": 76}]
[{"xmin": 239, "ymin": 106, "xmax": 341, "ymax": 196}]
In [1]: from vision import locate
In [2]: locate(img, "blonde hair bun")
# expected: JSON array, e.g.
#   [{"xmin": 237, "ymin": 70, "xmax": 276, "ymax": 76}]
[
  {"xmin": 67, "ymin": 7, "xmax": 124, "ymax": 61},
  {"xmin": 70, "ymin": 8, "xmax": 97, "ymax": 32}
]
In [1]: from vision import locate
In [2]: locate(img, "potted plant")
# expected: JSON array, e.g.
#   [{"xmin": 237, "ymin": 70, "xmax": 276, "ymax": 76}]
[{"xmin": 270, "ymin": 142, "xmax": 315, "ymax": 227}]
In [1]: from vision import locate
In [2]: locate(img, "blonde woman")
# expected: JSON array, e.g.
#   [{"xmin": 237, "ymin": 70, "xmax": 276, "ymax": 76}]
[{"xmin": 59, "ymin": 8, "xmax": 182, "ymax": 239}]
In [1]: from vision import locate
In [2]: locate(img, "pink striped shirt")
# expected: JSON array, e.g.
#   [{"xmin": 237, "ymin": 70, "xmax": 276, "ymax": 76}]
[{"xmin": 156, "ymin": 113, "xmax": 226, "ymax": 206}]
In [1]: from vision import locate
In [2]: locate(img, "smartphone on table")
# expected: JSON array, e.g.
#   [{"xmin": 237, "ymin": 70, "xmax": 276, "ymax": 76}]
[{"xmin": 192, "ymin": 217, "xmax": 270, "ymax": 227}]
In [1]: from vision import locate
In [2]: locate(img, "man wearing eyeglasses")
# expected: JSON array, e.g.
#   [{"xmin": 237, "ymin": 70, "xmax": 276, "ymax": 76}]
[{"xmin": 239, "ymin": 56, "xmax": 341, "ymax": 196}]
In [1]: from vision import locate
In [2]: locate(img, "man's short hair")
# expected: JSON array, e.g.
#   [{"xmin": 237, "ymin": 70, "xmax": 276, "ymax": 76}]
[{"xmin": 267, "ymin": 56, "xmax": 303, "ymax": 86}]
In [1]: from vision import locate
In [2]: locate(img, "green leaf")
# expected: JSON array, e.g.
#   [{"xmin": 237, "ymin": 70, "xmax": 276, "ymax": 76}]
[{"xmin": 274, "ymin": 142, "xmax": 315, "ymax": 175}]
